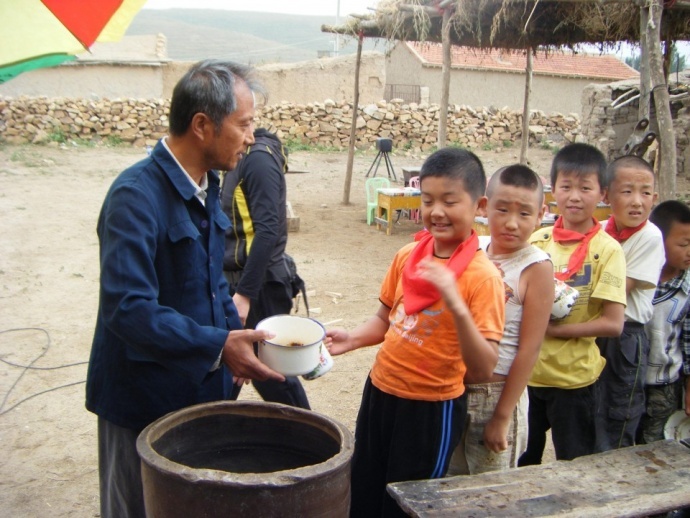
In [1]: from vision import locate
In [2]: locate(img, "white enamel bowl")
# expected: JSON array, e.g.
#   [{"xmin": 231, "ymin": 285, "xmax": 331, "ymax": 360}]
[{"xmin": 256, "ymin": 315, "xmax": 326, "ymax": 376}]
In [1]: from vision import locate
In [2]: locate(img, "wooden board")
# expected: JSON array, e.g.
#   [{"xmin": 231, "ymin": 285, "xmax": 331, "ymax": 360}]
[{"xmin": 388, "ymin": 440, "xmax": 690, "ymax": 517}]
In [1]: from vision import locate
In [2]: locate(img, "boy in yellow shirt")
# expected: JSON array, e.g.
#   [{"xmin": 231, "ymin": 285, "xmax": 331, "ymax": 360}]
[
  {"xmin": 518, "ymin": 143, "xmax": 626, "ymax": 464},
  {"xmin": 327, "ymin": 147, "xmax": 505, "ymax": 517}
]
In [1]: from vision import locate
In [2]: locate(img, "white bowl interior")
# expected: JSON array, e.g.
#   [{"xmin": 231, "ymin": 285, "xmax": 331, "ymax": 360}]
[{"xmin": 256, "ymin": 315, "xmax": 325, "ymax": 348}]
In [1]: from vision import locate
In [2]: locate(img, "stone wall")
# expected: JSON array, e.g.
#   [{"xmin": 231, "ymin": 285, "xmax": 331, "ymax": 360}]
[
  {"xmin": 0, "ymin": 96, "xmax": 580, "ymax": 152},
  {"xmin": 581, "ymin": 80, "xmax": 641, "ymax": 158},
  {"xmin": 0, "ymin": 97, "xmax": 170, "ymax": 147},
  {"xmin": 581, "ymin": 76, "xmax": 690, "ymax": 178}
]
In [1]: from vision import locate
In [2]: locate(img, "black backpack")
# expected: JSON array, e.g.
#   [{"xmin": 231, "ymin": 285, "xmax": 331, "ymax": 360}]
[{"xmin": 283, "ymin": 253, "xmax": 309, "ymax": 316}]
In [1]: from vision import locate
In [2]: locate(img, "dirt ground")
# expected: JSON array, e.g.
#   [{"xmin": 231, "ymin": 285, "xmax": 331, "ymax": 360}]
[{"xmin": 0, "ymin": 142, "xmax": 558, "ymax": 516}]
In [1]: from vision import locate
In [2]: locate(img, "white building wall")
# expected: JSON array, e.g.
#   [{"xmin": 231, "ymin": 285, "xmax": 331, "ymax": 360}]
[
  {"xmin": 385, "ymin": 44, "xmax": 611, "ymax": 115},
  {"xmin": 0, "ymin": 64, "xmax": 165, "ymax": 99},
  {"xmin": 1, "ymin": 52, "xmax": 387, "ymax": 105}
]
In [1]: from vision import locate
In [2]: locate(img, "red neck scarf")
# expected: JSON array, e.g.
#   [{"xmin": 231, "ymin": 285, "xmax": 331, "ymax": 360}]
[
  {"xmin": 402, "ymin": 229, "xmax": 479, "ymax": 314},
  {"xmin": 552, "ymin": 216, "xmax": 601, "ymax": 281},
  {"xmin": 605, "ymin": 217, "xmax": 646, "ymax": 243}
]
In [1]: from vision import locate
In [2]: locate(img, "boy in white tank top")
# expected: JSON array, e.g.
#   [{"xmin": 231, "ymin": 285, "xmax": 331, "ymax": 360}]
[{"xmin": 448, "ymin": 165, "xmax": 554, "ymax": 474}]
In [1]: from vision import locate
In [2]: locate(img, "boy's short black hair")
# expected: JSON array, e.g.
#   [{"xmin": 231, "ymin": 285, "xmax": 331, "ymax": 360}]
[
  {"xmin": 420, "ymin": 147, "xmax": 486, "ymax": 201},
  {"xmin": 550, "ymin": 143, "xmax": 607, "ymax": 189},
  {"xmin": 606, "ymin": 155, "xmax": 655, "ymax": 187},
  {"xmin": 486, "ymin": 164, "xmax": 544, "ymax": 205},
  {"xmin": 650, "ymin": 200, "xmax": 690, "ymax": 239}
]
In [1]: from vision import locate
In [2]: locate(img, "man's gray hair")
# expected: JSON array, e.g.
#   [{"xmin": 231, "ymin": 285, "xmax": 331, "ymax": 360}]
[{"xmin": 169, "ymin": 60, "xmax": 266, "ymax": 136}]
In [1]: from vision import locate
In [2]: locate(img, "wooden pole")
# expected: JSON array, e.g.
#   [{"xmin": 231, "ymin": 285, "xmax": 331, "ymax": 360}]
[
  {"xmin": 438, "ymin": 7, "xmax": 452, "ymax": 148},
  {"xmin": 638, "ymin": 6, "xmax": 651, "ymax": 121},
  {"xmin": 646, "ymin": 0, "xmax": 677, "ymax": 201},
  {"xmin": 342, "ymin": 32, "xmax": 363, "ymax": 205},
  {"xmin": 520, "ymin": 49, "xmax": 533, "ymax": 165}
]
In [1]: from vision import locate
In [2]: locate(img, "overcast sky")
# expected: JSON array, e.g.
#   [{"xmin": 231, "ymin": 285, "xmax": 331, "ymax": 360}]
[
  {"xmin": 143, "ymin": 0, "xmax": 379, "ymax": 17},
  {"xmin": 141, "ymin": 0, "xmax": 686, "ymax": 59}
]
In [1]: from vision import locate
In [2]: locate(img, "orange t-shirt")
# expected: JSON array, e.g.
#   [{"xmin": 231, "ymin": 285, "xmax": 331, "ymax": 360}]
[{"xmin": 370, "ymin": 242, "xmax": 505, "ymax": 401}]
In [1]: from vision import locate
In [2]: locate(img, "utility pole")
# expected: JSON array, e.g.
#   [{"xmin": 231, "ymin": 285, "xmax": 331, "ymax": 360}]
[{"xmin": 334, "ymin": 0, "xmax": 341, "ymax": 56}]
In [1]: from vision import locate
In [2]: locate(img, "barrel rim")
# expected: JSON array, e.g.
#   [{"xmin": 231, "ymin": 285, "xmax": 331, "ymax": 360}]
[{"xmin": 136, "ymin": 400, "xmax": 354, "ymax": 487}]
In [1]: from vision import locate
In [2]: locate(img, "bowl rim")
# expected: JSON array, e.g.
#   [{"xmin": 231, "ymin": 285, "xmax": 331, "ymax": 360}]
[{"xmin": 256, "ymin": 315, "xmax": 325, "ymax": 349}]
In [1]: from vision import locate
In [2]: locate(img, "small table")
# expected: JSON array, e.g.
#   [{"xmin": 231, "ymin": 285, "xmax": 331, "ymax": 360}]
[{"xmin": 376, "ymin": 188, "xmax": 421, "ymax": 235}]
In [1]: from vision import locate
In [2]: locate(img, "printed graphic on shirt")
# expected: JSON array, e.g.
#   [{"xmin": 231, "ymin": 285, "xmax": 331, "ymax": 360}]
[
  {"xmin": 490, "ymin": 262, "xmax": 513, "ymax": 304},
  {"xmin": 600, "ymin": 271, "xmax": 624, "ymax": 289},
  {"xmin": 554, "ymin": 261, "xmax": 623, "ymax": 311},
  {"xmin": 555, "ymin": 263, "xmax": 592, "ymax": 309},
  {"xmin": 389, "ymin": 302, "xmax": 442, "ymax": 346}
]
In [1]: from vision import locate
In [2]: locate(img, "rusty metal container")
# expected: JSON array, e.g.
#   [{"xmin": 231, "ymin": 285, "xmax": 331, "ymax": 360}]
[{"xmin": 136, "ymin": 401, "xmax": 353, "ymax": 517}]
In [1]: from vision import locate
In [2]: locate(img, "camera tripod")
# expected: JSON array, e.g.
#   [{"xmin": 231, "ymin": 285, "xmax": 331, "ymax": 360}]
[{"xmin": 365, "ymin": 150, "xmax": 397, "ymax": 181}]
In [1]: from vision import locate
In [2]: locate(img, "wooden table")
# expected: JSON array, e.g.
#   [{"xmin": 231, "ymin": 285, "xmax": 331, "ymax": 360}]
[
  {"xmin": 376, "ymin": 188, "xmax": 421, "ymax": 235},
  {"xmin": 388, "ymin": 440, "xmax": 690, "ymax": 517}
]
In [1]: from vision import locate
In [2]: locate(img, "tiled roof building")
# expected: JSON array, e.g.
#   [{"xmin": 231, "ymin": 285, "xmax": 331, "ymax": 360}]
[
  {"xmin": 386, "ymin": 42, "xmax": 638, "ymax": 114},
  {"xmin": 410, "ymin": 42, "xmax": 638, "ymax": 81}
]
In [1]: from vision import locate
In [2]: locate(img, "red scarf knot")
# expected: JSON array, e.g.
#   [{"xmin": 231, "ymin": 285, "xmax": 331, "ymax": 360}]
[
  {"xmin": 552, "ymin": 216, "xmax": 601, "ymax": 281},
  {"xmin": 605, "ymin": 217, "xmax": 646, "ymax": 243},
  {"xmin": 402, "ymin": 229, "xmax": 479, "ymax": 314}
]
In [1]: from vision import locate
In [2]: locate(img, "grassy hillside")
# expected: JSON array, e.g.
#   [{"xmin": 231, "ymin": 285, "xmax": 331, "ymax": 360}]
[{"xmin": 126, "ymin": 9, "xmax": 384, "ymax": 64}]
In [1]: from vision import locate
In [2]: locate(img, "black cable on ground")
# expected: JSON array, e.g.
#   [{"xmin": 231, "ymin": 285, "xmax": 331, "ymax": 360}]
[{"xmin": 0, "ymin": 327, "xmax": 87, "ymax": 416}]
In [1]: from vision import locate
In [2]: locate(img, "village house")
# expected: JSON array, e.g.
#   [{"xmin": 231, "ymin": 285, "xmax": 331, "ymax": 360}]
[
  {"xmin": 0, "ymin": 35, "xmax": 385, "ymax": 104},
  {"xmin": 385, "ymin": 41, "xmax": 639, "ymax": 114},
  {"xmin": 0, "ymin": 34, "xmax": 177, "ymax": 100}
]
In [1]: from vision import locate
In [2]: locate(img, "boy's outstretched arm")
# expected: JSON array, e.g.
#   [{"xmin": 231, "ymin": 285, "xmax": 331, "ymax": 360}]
[
  {"xmin": 325, "ymin": 303, "xmax": 390, "ymax": 356},
  {"xmin": 483, "ymin": 260, "xmax": 554, "ymax": 453},
  {"xmin": 546, "ymin": 300, "xmax": 625, "ymax": 339},
  {"xmin": 416, "ymin": 257, "xmax": 499, "ymax": 381}
]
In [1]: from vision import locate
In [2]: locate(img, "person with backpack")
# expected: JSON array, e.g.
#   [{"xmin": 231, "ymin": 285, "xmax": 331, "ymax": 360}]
[{"xmin": 221, "ymin": 128, "xmax": 310, "ymax": 409}]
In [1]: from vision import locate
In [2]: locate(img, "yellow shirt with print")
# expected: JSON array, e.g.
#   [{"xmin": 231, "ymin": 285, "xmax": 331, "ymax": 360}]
[{"xmin": 529, "ymin": 227, "xmax": 626, "ymax": 389}]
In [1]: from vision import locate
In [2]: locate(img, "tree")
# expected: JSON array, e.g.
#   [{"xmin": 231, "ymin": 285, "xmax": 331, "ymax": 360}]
[
  {"xmin": 625, "ymin": 53, "xmax": 641, "ymax": 70},
  {"xmin": 625, "ymin": 46, "xmax": 686, "ymax": 74}
]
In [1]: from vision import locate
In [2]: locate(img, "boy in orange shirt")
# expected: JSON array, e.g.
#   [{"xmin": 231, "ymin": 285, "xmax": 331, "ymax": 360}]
[{"xmin": 327, "ymin": 147, "xmax": 505, "ymax": 517}]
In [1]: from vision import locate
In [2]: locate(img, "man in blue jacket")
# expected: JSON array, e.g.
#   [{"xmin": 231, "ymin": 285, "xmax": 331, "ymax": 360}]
[{"xmin": 85, "ymin": 60, "xmax": 284, "ymax": 518}]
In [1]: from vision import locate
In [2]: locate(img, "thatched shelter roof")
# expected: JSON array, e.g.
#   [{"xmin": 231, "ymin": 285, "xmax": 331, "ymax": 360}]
[
  {"xmin": 323, "ymin": 0, "xmax": 690, "ymax": 50},
  {"xmin": 325, "ymin": 0, "xmax": 689, "ymax": 203}
]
